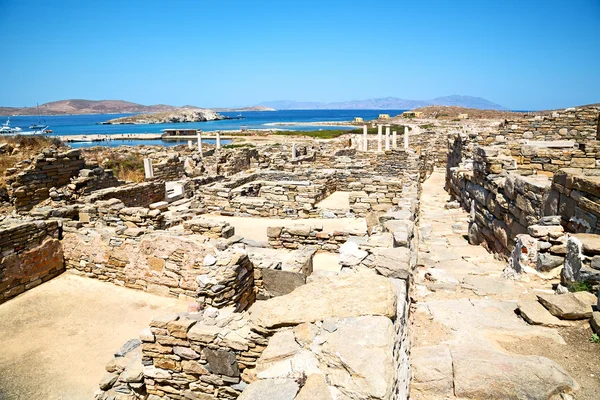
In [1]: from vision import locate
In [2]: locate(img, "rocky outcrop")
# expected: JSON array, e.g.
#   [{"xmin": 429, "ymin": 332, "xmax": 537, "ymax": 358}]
[{"xmin": 102, "ymin": 108, "xmax": 226, "ymax": 124}]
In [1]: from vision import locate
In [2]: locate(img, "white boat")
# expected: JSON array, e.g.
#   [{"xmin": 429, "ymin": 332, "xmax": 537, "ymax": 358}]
[
  {"xmin": 0, "ymin": 117, "xmax": 50, "ymax": 135},
  {"xmin": 0, "ymin": 118, "xmax": 22, "ymax": 134}
]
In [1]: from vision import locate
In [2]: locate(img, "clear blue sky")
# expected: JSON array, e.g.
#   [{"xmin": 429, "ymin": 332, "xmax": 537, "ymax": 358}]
[{"xmin": 1, "ymin": 0, "xmax": 598, "ymax": 110}]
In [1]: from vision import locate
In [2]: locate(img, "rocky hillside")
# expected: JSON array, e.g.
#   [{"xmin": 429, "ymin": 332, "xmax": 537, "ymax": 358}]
[
  {"xmin": 403, "ymin": 105, "xmax": 538, "ymax": 120},
  {"xmin": 101, "ymin": 109, "xmax": 226, "ymax": 124},
  {"xmin": 258, "ymin": 95, "xmax": 507, "ymax": 110},
  {"xmin": 0, "ymin": 99, "xmax": 197, "ymax": 116}
]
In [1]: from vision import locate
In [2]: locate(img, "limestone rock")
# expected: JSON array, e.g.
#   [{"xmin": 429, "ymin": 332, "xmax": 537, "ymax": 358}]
[
  {"xmin": 536, "ymin": 253, "xmax": 564, "ymax": 271},
  {"xmin": 591, "ymin": 311, "xmax": 600, "ymax": 334},
  {"xmin": 572, "ymin": 233, "xmax": 600, "ymax": 255},
  {"xmin": 319, "ymin": 316, "xmax": 395, "ymax": 399},
  {"xmin": 295, "ymin": 374, "xmax": 332, "ymax": 400},
  {"xmin": 411, "ymin": 345, "xmax": 453, "ymax": 397},
  {"xmin": 237, "ymin": 378, "xmax": 299, "ymax": 400},
  {"xmin": 517, "ymin": 300, "xmax": 571, "ymax": 327},
  {"xmin": 537, "ymin": 292, "xmax": 597, "ymax": 320},
  {"xmin": 249, "ymin": 275, "xmax": 396, "ymax": 329},
  {"xmin": 452, "ymin": 348, "xmax": 578, "ymax": 399},
  {"xmin": 203, "ymin": 348, "xmax": 239, "ymax": 377},
  {"xmin": 371, "ymin": 247, "xmax": 411, "ymax": 280},
  {"xmin": 339, "ymin": 241, "xmax": 368, "ymax": 267}
]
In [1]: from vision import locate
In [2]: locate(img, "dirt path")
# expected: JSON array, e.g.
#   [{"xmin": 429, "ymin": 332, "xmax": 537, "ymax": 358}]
[{"xmin": 410, "ymin": 169, "xmax": 599, "ymax": 399}]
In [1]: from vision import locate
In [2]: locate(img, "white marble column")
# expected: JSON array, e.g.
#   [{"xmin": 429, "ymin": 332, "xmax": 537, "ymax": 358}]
[
  {"xmin": 292, "ymin": 143, "xmax": 297, "ymax": 159},
  {"xmin": 392, "ymin": 130, "xmax": 397, "ymax": 148},
  {"xmin": 404, "ymin": 126, "xmax": 409, "ymax": 150},
  {"xmin": 197, "ymin": 131, "xmax": 203, "ymax": 155},
  {"xmin": 362, "ymin": 125, "xmax": 368, "ymax": 151},
  {"xmin": 385, "ymin": 125, "xmax": 390, "ymax": 151},
  {"xmin": 377, "ymin": 124, "xmax": 382, "ymax": 152},
  {"xmin": 143, "ymin": 158, "xmax": 154, "ymax": 179},
  {"xmin": 357, "ymin": 137, "xmax": 363, "ymax": 151},
  {"xmin": 216, "ymin": 132, "xmax": 221, "ymax": 149},
  {"xmin": 188, "ymin": 140, "xmax": 193, "ymax": 150}
]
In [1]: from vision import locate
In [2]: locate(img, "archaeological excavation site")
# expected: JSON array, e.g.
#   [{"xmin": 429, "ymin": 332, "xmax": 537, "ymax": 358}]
[{"xmin": 1, "ymin": 105, "xmax": 600, "ymax": 400}]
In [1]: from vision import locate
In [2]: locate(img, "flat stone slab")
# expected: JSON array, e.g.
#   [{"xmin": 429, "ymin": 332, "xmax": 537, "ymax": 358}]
[
  {"xmin": 238, "ymin": 378, "xmax": 299, "ymax": 400},
  {"xmin": 462, "ymin": 275, "xmax": 514, "ymax": 296},
  {"xmin": 537, "ymin": 292, "xmax": 597, "ymax": 320},
  {"xmin": 453, "ymin": 348, "xmax": 579, "ymax": 399},
  {"xmin": 249, "ymin": 275, "xmax": 396, "ymax": 329},
  {"xmin": 571, "ymin": 233, "xmax": 600, "ymax": 255},
  {"xmin": 517, "ymin": 300, "xmax": 571, "ymax": 327},
  {"xmin": 411, "ymin": 345, "xmax": 453, "ymax": 397}
]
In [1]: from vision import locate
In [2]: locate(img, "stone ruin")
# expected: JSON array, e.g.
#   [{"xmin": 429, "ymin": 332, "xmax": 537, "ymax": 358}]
[{"xmin": 1, "ymin": 108, "xmax": 599, "ymax": 399}]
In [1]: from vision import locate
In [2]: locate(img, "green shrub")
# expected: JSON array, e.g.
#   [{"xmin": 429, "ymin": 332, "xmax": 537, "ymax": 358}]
[
  {"xmin": 567, "ymin": 280, "xmax": 594, "ymax": 293},
  {"xmin": 590, "ymin": 334, "xmax": 600, "ymax": 344}
]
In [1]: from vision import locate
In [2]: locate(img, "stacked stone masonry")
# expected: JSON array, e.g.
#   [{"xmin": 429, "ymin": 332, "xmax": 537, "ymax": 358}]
[{"xmin": 0, "ymin": 220, "xmax": 64, "ymax": 304}]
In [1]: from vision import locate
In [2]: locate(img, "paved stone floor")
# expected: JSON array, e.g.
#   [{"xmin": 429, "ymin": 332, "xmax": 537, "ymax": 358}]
[
  {"xmin": 0, "ymin": 274, "xmax": 189, "ymax": 400},
  {"xmin": 411, "ymin": 170, "xmax": 597, "ymax": 399},
  {"xmin": 201, "ymin": 214, "xmax": 367, "ymax": 242}
]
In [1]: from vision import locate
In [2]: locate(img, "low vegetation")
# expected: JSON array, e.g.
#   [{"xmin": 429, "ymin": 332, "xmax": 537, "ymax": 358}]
[
  {"xmin": 102, "ymin": 154, "xmax": 145, "ymax": 182},
  {"xmin": 567, "ymin": 280, "xmax": 594, "ymax": 293},
  {"xmin": 590, "ymin": 334, "xmax": 600, "ymax": 344},
  {"xmin": 272, "ymin": 125, "xmax": 407, "ymax": 140},
  {"xmin": 0, "ymin": 135, "xmax": 65, "ymax": 184}
]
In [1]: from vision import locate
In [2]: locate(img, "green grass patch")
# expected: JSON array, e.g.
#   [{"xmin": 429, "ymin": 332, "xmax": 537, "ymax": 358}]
[
  {"xmin": 590, "ymin": 334, "xmax": 600, "ymax": 344},
  {"xmin": 223, "ymin": 143, "xmax": 256, "ymax": 149},
  {"xmin": 272, "ymin": 126, "xmax": 407, "ymax": 139},
  {"xmin": 567, "ymin": 280, "xmax": 594, "ymax": 293}
]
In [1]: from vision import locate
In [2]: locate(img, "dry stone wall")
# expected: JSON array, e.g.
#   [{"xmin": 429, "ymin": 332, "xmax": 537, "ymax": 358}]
[
  {"xmin": 6, "ymin": 148, "xmax": 85, "ymax": 211},
  {"xmin": 0, "ymin": 220, "xmax": 64, "ymax": 304},
  {"xmin": 83, "ymin": 181, "xmax": 166, "ymax": 207}
]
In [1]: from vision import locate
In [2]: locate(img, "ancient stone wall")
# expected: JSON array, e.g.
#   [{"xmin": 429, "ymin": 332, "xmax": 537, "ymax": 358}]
[
  {"xmin": 63, "ymin": 229, "xmax": 255, "ymax": 310},
  {"xmin": 79, "ymin": 199, "xmax": 166, "ymax": 230},
  {"xmin": 151, "ymin": 155, "xmax": 185, "ymax": 181},
  {"xmin": 477, "ymin": 106, "xmax": 600, "ymax": 144},
  {"xmin": 183, "ymin": 218, "xmax": 235, "ymax": 238},
  {"xmin": 0, "ymin": 220, "xmax": 64, "ymax": 304},
  {"xmin": 83, "ymin": 181, "xmax": 166, "ymax": 207},
  {"xmin": 267, "ymin": 224, "xmax": 356, "ymax": 251},
  {"xmin": 549, "ymin": 169, "xmax": 600, "ymax": 233},
  {"xmin": 5, "ymin": 148, "xmax": 85, "ymax": 211},
  {"xmin": 348, "ymin": 177, "xmax": 404, "ymax": 216}
]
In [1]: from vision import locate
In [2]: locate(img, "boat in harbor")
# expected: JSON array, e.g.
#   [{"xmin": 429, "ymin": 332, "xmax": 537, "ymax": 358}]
[
  {"xmin": 0, "ymin": 117, "xmax": 50, "ymax": 135},
  {"xmin": 29, "ymin": 103, "xmax": 51, "ymax": 132},
  {"xmin": 0, "ymin": 118, "xmax": 22, "ymax": 134}
]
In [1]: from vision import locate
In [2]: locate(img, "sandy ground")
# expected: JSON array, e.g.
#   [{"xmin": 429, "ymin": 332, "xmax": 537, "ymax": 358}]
[
  {"xmin": 315, "ymin": 191, "xmax": 350, "ymax": 210},
  {"xmin": 0, "ymin": 274, "xmax": 189, "ymax": 400},
  {"xmin": 201, "ymin": 214, "xmax": 366, "ymax": 242}
]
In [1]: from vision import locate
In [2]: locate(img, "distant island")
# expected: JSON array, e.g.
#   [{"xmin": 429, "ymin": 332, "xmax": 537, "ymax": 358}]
[
  {"xmin": 0, "ymin": 95, "xmax": 508, "ymax": 116},
  {"xmin": 256, "ymin": 95, "xmax": 507, "ymax": 111},
  {"xmin": 212, "ymin": 106, "xmax": 275, "ymax": 112},
  {"xmin": 101, "ymin": 109, "xmax": 226, "ymax": 124}
]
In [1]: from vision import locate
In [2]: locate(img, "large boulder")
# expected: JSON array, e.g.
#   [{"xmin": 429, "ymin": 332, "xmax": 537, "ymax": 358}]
[
  {"xmin": 537, "ymin": 292, "xmax": 597, "ymax": 320},
  {"xmin": 249, "ymin": 275, "xmax": 396, "ymax": 329}
]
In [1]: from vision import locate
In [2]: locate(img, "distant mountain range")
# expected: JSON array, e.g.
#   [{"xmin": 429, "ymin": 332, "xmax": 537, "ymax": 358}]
[
  {"xmin": 0, "ymin": 99, "xmax": 190, "ymax": 116},
  {"xmin": 0, "ymin": 95, "xmax": 506, "ymax": 116},
  {"xmin": 257, "ymin": 95, "xmax": 507, "ymax": 110},
  {"xmin": 0, "ymin": 100, "xmax": 276, "ymax": 116}
]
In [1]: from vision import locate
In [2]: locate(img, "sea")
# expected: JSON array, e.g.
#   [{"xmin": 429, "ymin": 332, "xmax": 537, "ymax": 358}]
[{"xmin": 3, "ymin": 110, "xmax": 406, "ymax": 148}]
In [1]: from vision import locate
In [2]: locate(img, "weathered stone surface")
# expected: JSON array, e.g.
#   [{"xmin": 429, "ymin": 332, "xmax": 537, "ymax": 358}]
[
  {"xmin": 99, "ymin": 372, "xmax": 119, "ymax": 390},
  {"xmin": 187, "ymin": 323, "xmax": 222, "ymax": 343},
  {"xmin": 537, "ymin": 292, "xmax": 597, "ymax": 320},
  {"xmin": 261, "ymin": 269, "xmax": 306, "ymax": 298},
  {"xmin": 249, "ymin": 275, "xmax": 396, "ymax": 329},
  {"xmin": 517, "ymin": 300, "xmax": 571, "ymax": 327},
  {"xmin": 237, "ymin": 378, "xmax": 299, "ymax": 400},
  {"xmin": 453, "ymin": 348, "xmax": 578, "ymax": 399},
  {"xmin": 536, "ymin": 253, "xmax": 564, "ymax": 271},
  {"xmin": 295, "ymin": 374, "xmax": 332, "ymax": 400},
  {"xmin": 411, "ymin": 345, "xmax": 453, "ymax": 397},
  {"xmin": 562, "ymin": 236, "xmax": 583, "ymax": 284},
  {"xmin": 203, "ymin": 348, "xmax": 239, "ymax": 377},
  {"xmin": 572, "ymin": 233, "xmax": 600, "ymax": 255},
  {"xmin": 339, "ymin": 241, "xmax": 368, "ymax": 266},
  {"xmin": 319, "ymin": 316, "xmax": 395, "ymax": 399},
  {"xmin": 371, "ymin": 247, "xmax": 411, "ymax": 279},
  {"xmin": 258, "ymin": 330, "xmax": 301, "ymax": 364},
  {"xmin": 591, "ymin": 311, "xmax": 600, "ymax": 334}
]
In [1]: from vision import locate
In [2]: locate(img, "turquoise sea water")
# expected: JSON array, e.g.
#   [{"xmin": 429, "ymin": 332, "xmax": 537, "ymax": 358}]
[{"xmin": 3, "ymin": 109, "xmax": 406, "ymax": 147}]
